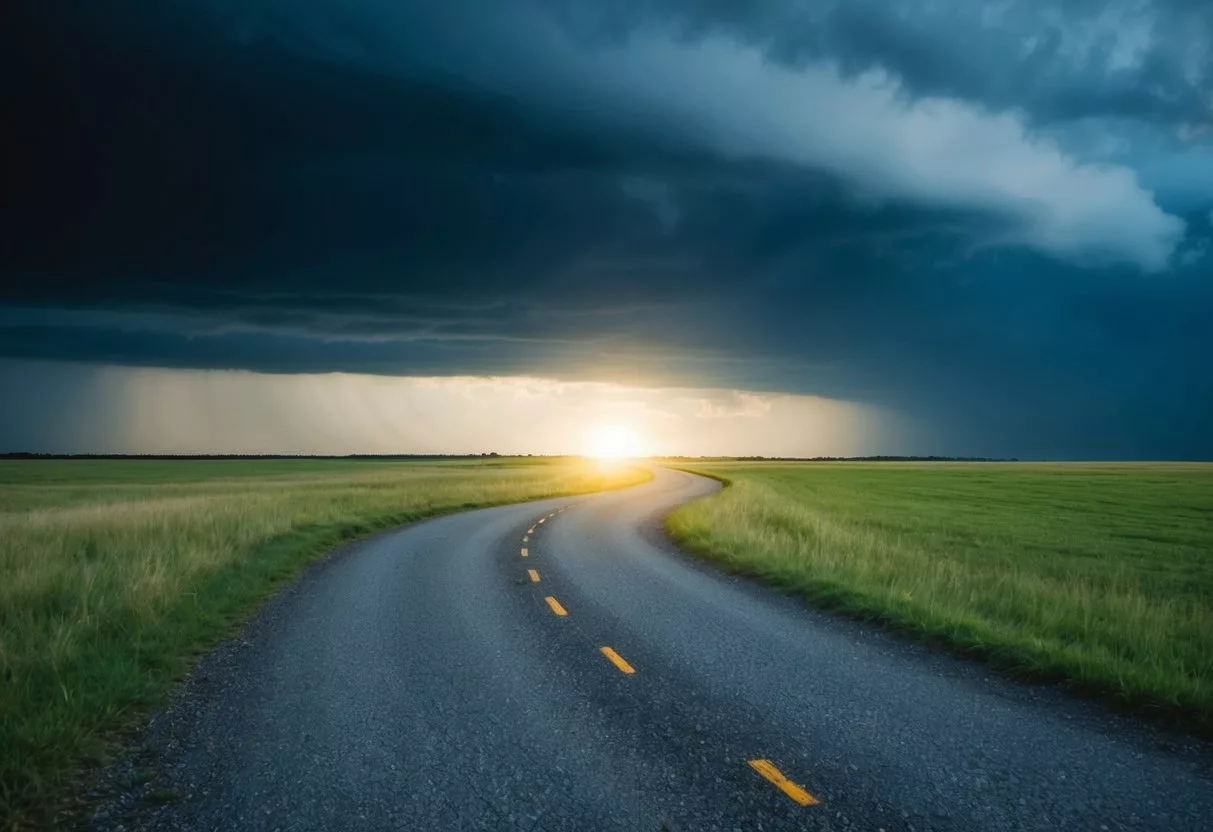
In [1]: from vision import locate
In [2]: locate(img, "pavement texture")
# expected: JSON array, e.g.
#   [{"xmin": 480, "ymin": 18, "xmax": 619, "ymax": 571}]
[{"xmin": 88, "ymin": 468, "xmax": 1213, "ymax": 831}]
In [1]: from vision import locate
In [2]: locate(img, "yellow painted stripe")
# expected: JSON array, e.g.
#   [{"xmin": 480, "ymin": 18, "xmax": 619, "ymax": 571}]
[
  {"xmin": 527, "ymin": 527, "xmax": 535, "ymax": 534},
  {"xmin": 528, "ymin": 569, "xmax": 540, "ymax": 583},
  {"xmin": 538, "ymin": 518, "xmax": 545, "ymax": 524},
  {"xmin": 544, "ymin": 596, "xmax": 568, "ymax": 617},
  {"xmin": 521, "ymin": 547, "xmax": 528, "ymax": 557},
  {"xmin": 522, "ymin": 535, "xmax": 529, "ymax": 542},
  {"xmin": 599, "ymin": 646, "xmax": 636, "ymax": 675},
  {"xmin": 747, "ymin": 759, "xmax": 818, "ymax": 806}
]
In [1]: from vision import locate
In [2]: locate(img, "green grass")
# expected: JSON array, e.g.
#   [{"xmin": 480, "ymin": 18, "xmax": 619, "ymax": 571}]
[
  {"xmin": 0, "ymin": 458, "xmax": 649, "ymax": 828},
  {"xmin": 667, "ymin": 462, "xmax": 1213, "ymax": 727}
]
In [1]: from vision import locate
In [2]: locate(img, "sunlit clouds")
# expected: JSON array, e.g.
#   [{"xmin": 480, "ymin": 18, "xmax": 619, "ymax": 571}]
[{"xmin": 0, "ymin": 362, "xmax": 907, "ymax": 457}]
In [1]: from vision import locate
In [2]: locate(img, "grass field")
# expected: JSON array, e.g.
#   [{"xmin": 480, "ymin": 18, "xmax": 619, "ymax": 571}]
[
  {"xmin": 668, "ymin": 462, "xmax": 1213, "ymax": 727},
  {"xmin": 0, "ymin": 458, "xmax": 649, "ymax": 827}
]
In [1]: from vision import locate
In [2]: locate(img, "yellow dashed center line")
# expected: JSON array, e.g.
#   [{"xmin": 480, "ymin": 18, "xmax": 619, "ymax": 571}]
[
  {"xmin": 747, "ymin": 759, "xmax": 818, "ymax": 806},
  {"xmin": 544, "ymin": 596, "xmax": 568, "ymax": 617},
  {"xmin": 521, "ymin": 547, "xmax": 528, "ymax": 557},
  {"xmin": 538, "ymin": 518, "xmax": 545, "ymax": 524},
  {"xmin": 527, "ymin": 527, "xmax": 535, "ymax": 534},
  {"xmin": 522, "ymin": 535, "xmax": 529, "ymax": 542},
  {"xmin": 599, "ymin": 646, "xmax": 636, "ymax": 674},
  {"xmin": 528, "ymin": 569, "xmax": 540, "ymax": 583}
]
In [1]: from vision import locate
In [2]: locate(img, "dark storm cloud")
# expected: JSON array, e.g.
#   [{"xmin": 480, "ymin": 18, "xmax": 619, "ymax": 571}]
[
  {"xmin": 535, "ymin": 0, "xmax": 1213, "ymax": 128},
  {"xmin": 2, "ymin": 0, "xmax": 1212, "ymax": 458}
]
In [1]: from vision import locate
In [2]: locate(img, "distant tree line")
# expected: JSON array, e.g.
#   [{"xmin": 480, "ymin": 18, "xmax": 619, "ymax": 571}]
[
  {"xmin": 1, "ymin": 452, "xmax": 1018, "ymax": 462},
  {"xmin": 0, "ymin": 452, "xmax": 519, "ymax": 460},
  {"xmin": 731, "ymin": 455, "xmax": 1018, "ymax": 462},
  {"xmin": 654, "ymin": 455, "xmax": 1020, "ymax": 462}
]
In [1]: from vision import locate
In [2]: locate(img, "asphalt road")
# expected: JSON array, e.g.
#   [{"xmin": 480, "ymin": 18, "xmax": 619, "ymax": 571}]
[{"xmin": 94, "ymin": 468, "xmax": 1213, "ymax": 831}]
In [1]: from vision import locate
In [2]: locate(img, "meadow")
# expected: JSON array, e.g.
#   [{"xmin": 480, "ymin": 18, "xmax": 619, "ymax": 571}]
[
  {"xmin": 668, "ymin": 462, "xmax": 1213, "ymax": 727},
  {"xmin": 0, "ymin": 457, "xmax": 649, "ymax": 826}
]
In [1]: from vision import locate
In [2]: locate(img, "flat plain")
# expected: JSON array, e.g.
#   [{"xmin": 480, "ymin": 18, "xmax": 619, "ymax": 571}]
[
  {"xmin": 0, "ymin": 457, "xmax": 648, "ymax": 826},
  {"xmin": 668, "ymin": 461, "xmax": 1213, "ymax": 727}
]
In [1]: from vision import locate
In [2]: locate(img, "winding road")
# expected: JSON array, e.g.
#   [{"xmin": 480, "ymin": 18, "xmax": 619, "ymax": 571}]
[{"xmin": 97, "ymin": 468, "xmax": 1213, "ymax": 831}]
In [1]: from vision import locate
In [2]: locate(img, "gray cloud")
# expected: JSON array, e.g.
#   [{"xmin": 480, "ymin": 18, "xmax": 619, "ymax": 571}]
[{"xmin": 220, "ymin": 0, "xmax": 1191, "ymax": 268}]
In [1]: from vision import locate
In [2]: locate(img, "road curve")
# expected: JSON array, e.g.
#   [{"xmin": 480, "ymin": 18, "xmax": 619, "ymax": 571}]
[{"xmin": 94, "ymin": 468, "xmax": 1213, "ymax": 831}]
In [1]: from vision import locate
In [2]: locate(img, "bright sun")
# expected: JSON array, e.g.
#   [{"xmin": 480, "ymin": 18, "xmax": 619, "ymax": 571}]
[{"xmin": 586, "ymin": 425, "xmax": 643, "ymax": 460}]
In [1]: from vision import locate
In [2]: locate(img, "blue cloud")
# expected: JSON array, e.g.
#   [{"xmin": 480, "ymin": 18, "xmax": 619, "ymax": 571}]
[{"xmin": 2, "ymin": 0, "xmax": 1211, "ymax": 458}]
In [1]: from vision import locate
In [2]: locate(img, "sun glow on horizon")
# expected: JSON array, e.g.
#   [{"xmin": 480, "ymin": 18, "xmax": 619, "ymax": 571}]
[
  {"xmin": 13, "ymin": 365, "xmax": 900, "ymax": 457},
  {"xmin": 585, "ymin": 424, "xmax": 645, "ymax": 461}
]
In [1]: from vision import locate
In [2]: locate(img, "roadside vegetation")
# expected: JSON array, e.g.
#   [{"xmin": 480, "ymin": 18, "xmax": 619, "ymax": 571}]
[
  {"xmin": 0, "ymin": 457, "xmax": 648, "ymax": 826},
  {"xmin": 668, "ymin": 462, "xmax": 1213, "ymax": 728}
]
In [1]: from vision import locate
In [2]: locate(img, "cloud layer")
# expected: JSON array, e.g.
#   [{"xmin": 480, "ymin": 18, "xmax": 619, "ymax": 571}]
[{"xmin": 2, "ymin": 0, "xmax": 1211, "ymax": 458}]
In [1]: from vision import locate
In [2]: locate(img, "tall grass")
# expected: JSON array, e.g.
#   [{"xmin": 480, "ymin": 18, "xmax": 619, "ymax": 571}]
[
  {"xmin": 668, "ymin": 462, "xmax": 1213, "ymax": 727},
  {"xmin": 0, "ymin": 458, "xmax": 648, "ymax": 827}
]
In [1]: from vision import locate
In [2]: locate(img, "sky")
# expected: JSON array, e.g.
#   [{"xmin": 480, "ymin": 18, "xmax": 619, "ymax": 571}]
[{"xmin": 2, "ymin": 0, "xmax": 1211, "ymax": 458}]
